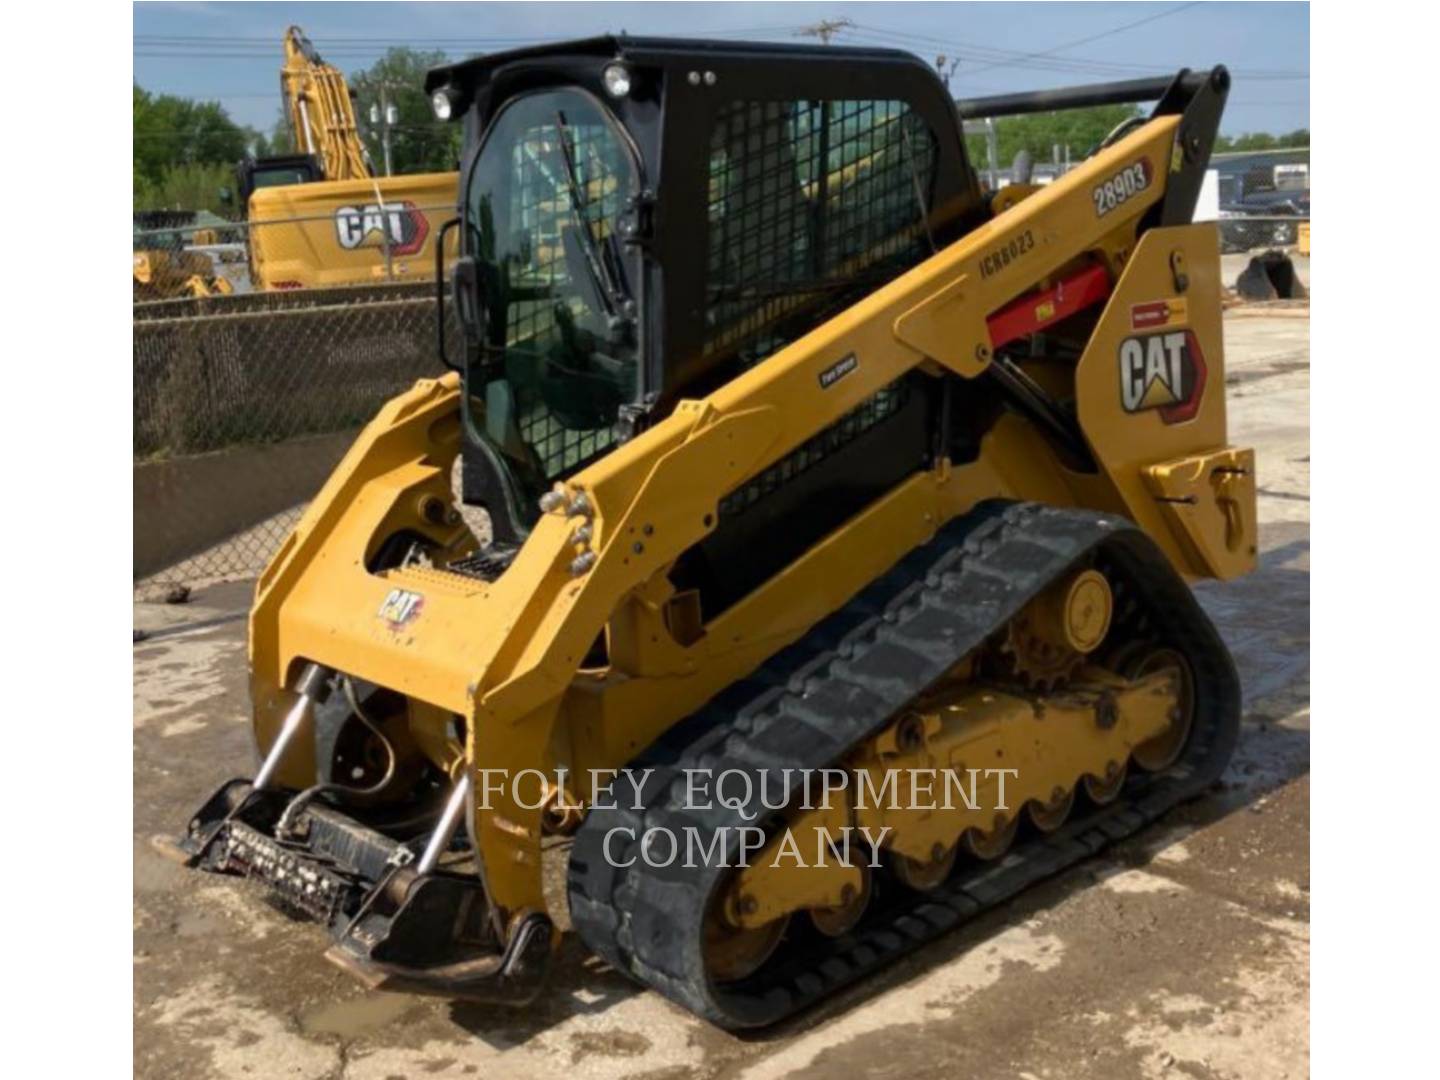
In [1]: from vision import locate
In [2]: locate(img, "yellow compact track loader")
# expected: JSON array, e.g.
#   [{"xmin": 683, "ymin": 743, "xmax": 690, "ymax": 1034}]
[{"xmin": 160, "ymin": 37, "xmax": 1256, "ymax": 1028}]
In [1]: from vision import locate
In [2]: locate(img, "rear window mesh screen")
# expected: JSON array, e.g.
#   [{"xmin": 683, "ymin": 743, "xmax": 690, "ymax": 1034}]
[{"xmin": 705, "ymin": 99, "xmax": 938, "ymax": 367}]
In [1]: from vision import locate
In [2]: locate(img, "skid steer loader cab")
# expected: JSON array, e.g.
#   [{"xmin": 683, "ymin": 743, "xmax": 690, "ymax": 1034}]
[
  {"xmin": 164, "ymin": 35, "xmax": 1255, "ymax": 1029},
  {"xmin": 428, "ymin": 37, "xmax": 985, "ymax": 541}
]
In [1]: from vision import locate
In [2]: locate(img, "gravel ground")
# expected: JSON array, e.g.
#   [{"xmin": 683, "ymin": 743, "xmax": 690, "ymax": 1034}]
[{"xmin": 133, "ymin": 311, "xmax": 1309, "ymax": 1080}]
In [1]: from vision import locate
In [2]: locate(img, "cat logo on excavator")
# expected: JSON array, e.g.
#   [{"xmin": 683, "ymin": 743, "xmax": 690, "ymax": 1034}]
[{"xmin": 333, "ymin": 201, "xmax": 430, "ymax": 255}]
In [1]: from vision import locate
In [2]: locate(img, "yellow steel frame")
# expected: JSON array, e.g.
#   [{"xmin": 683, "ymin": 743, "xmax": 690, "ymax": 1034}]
[{"xmin": 247, "ymin": 113, "xmax": 1256, "ymax": 930}]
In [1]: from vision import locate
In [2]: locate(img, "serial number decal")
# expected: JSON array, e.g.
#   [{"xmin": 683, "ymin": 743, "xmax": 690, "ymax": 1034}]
[
  {"xmin": 1093, "ymin": 160, "xmax": 1152, "ymax": 217},
  {"xmin": 979, "ymin": 229, "xmax": 1035, "ymax": 279},
  {"xmin": 378, "ymin": 588, "xmax": 425, "ymax": 631},
  {"xmin": 1118, "ymin": 329, "xmax": 1206, "ymax": 425},
  {"xmin": 818, "ymin": 352, "xmax": 858, "ymax": 389}
]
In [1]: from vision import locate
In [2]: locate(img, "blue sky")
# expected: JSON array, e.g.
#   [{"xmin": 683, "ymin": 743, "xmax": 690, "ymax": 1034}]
[{"xmin": 134, "ymin": 2, "xmax": 1309, "ymax": 136}]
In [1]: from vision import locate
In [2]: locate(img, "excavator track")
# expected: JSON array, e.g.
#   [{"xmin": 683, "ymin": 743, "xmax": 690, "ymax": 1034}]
[{"xmin": 568, "ymin": 501, "xmax": 1240, "ymax": 1029}]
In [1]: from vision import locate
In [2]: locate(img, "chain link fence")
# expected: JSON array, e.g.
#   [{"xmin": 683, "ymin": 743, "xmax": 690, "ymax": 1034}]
[
  {"xmin": 1217, "ymin": 215, "xmax": 1309, "ymax": 255},
  {"xmin": 1208, "ymin": 147, "xmax": 1310, "ymax": 256},
  {"xmin": 134, "ymin": 209, "xmax": 461, "ymax": 598},
  {"xmin": 133, "ymin": 201, "xmax": 458, "ymax": 297}
]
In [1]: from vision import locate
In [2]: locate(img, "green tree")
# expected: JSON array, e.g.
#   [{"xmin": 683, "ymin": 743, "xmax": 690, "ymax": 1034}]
[
  {"xmin": 260, "ymin": 107, "xmax": 294, "ymax": 157},
  {"xmin": 351, "ymin": 48, "xmax": 463, "ymax": 175},
  {"xmin": 966, "ymin": 104, "xmax": 1143, "ymax": 173},
  {"xmin": 133, "ymin": 163, "xmax": 237, "ymax": 215},
  {"xmin": 1215, "ymin": 128, "xmax": 1309, "ymax": 153},
  {"xmin": 1225, "ymin": 132, "xmax": 1278, "ymax": 152},
  {"xmin": 134, "ymin": 85, "xmax": 254, "ymax": 199}
]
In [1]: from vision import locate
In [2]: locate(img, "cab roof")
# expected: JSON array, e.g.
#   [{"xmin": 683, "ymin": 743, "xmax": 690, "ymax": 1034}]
[{"xmin": 424, "ymin": 34, "xmax": 934, "ymax": 95}]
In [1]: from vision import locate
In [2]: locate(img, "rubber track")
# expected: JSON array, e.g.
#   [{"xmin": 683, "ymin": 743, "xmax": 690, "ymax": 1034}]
[{"xmin": 567, "ymin": 501, "xmax": 1240, "ymax": 1029}]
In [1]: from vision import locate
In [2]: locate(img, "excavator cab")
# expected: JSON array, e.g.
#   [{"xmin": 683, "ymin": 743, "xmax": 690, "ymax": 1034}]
[
  {"xmin": 233, "ymin": 153, "xmax": 325, "ymax": 214},
  {"xmin": 426, "ymin": 37, "xmax": 987, "ymax": 542}
]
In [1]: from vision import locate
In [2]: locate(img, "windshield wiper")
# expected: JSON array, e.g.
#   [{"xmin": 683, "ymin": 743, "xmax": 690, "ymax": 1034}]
[{"xmin": 552, "ymin": 110, "xmax": 631, "ymax": 322}]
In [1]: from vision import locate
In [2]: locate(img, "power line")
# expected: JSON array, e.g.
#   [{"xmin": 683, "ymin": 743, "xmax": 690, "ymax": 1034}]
[
  {"xmin": 845, "ymin": 3, "xmax": 1206, "ymax": 74},
  {"xmin": 961, "ymin": 1, "xmax": 1206, "ymax": 77},
  {"xmin": 135, "ymin": 21, "xmax": 1307, "ymax": 80},
  {"xmin": 134, "ymin": 26, "xmax": 805, "ymax": 45},
  {"xmin": 131, "ymin": 31, "xmax": 794, "ymax": 65},
  {"xmin": 841, "ymin": 11, "xmax": 1307, "ymax": 82},
  {"xmin": 136, "ymin": 19, "xmax": 1309, "ymax": 118},
  {"xmin": 848, "ymin": 27, "xmax": 1306, "ymax": 82},
  {"xmin": 134, "ymin": 25, "xmax": 813, "ymax": 59}
]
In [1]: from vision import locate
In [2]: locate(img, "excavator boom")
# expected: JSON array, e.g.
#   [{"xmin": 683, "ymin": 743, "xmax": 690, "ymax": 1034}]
[{"xmin": 280, "ymin": 25, "xmax": 372, "ymax": 182}]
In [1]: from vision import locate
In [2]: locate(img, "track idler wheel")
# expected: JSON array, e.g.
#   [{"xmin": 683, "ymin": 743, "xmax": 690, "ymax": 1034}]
[
  {"xmin": 1130, "ymin": 648, "xmax": 1196, "ymax": 772},
  {"xmin": 703, "ymin": 913, "xmax": 789, "ymax": 983}
]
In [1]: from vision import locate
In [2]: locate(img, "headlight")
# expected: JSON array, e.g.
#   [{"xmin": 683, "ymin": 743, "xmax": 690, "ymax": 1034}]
[
  {"xmin": 602, "ymin": 63, "xmax": 632, "ymax": 99},
  {"xmin": 431, "ymin": 87, "xmax": 458, "ymax": 121}
]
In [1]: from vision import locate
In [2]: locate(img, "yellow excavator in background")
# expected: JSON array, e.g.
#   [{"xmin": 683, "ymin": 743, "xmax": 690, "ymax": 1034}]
[
  {"xmin": 236, "ymin": 26, "xmax": 458, "ymax": 290},
  {"xmin": 133, "ymin": 27, "xmax": 458, "ymax": 301}
]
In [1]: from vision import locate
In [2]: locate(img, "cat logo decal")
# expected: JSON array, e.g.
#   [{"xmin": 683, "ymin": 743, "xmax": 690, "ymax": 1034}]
[
  {"xmin": 377, "ymin": 588, "xmax": 425, "ymax": 631},
  {"xmin": 1118, "ymin": 330, "xmax": 1206, "ymax": 424}
]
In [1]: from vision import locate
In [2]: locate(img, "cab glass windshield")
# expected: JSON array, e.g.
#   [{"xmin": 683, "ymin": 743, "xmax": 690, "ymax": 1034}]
[
  {"xmin": 252, "ymin": 167, "xmax": 314, "ymax": 188},
  {"xmin": 463, "ymin": 88, "xmax": 638, "ymax": 501}
]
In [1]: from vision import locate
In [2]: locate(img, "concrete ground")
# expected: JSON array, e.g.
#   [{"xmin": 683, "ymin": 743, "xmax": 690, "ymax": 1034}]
[{"xmin": 133, "ymin": 311, "xmax": 1309, "ymax": 1080}]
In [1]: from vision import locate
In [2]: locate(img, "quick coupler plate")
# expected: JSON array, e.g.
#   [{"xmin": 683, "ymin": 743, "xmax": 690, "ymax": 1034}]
[{"xmin": 153, "ymin": 777, "xmax": 553, "ymax": 1004}]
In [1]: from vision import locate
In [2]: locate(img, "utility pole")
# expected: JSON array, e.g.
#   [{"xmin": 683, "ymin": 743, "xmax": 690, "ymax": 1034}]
[
  {"xmin": 935, "ymin": 54, "xmax": 960, "ymax": 92},
  {"xmin": 369, "ymin": 85, "xmax": 399, "ymax": 177},
  {"xmin": 380, "ymin": 86, "xmax": 393, "ymax": 177},
  {"xmin": 797, "ymin": 17, "xmax": 855, "ymax": 45}
]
